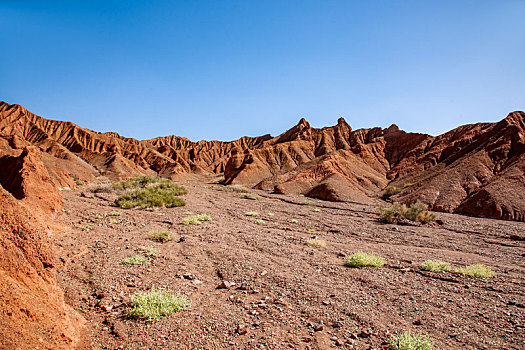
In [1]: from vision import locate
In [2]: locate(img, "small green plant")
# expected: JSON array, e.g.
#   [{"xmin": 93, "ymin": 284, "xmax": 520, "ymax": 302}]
[
  {"xmin": 455, "ymin": 264, "xmax": 495, "ymax": 278},
  {"xmin": 147, "ymin": 231, "xmax": 174, "ymax": 243},
  {"xmin": 290, "ymin": 219, "xmax": 298, "ymax": 224},
  {"xmin": 126, "ymin": 288, "xmax": 190, "ymax": 321},
  {"xmin": 308, "ymin": 229, "xmax": 316, "ymax": 232},
  {"xmin": 108, "ymin": 211, "xmax": 122, "ymax": 216},
  {"xmin": 313, "ymin": 208, "xmax": 321, "ymax": 213},
  {"xmin": 245, "ymin": 212, "xmax": 259, "ymax": 216},
  {"xmin": 215, "ymin": 185, "xmax": 251, "ymax": 193},
  {"xmin": 182, "ymin": 214, "xmax": 211, "ymax": 225},
  {"xmin": 421, "ymin": 260, "xmax": 451, "ymax": 272},
  {"xmin": 390, "ymin": 331, "xmax": 433, "ymax": 350},
  {"xmin": 306, "ymin": 238, "xmax": 326, "ymax": 247},
  {"xmin": 184, "ymin": 211, "xmax": 193, "ymax": 215},
  {"xmin": 110, "ymin": 219, "xmax": 120, "ymax": 224},
  {"xmin": 121, "ymin": 255, "xmax": 148, "ymax": 265},
  {"xmin": 300, "ymin": 200, "xmax": 314, "ymax": 205},
  {"xmin": 241, "ymin": 193, "xmax": 261, "ymax": 200},
  {"xmin": 78, "ymin": 224, "xmax": 94, "ymax": 230},
  {"xmin": 299, "ymin": 194, "xmax": 305, "ymax": 197},
  {"xmin": 216, "ymin": 172, "xmax": 224, "ymax": 177},
  {"xmin": 76, "ymin": 179, "xmax": 85, "ymax": 186},
  {"xmin": 379, "ymin": 202, "xmax": 435, "ymax": 224},
  {"xmin": 94, "ymin": 214, "xmax": 105, "ymax": 219},
  {"xmin": 255, "ymin": 219, "xmax": 265, "ymax": 224},
  {"xmin": 345, "ymin": 251, "xmax": 386, "ymax": 268},
  {"xmin": 140, "ymin": 246, "xmax": 160, "ymax": 257},
  {"xmin": 268, "ymin": 212, "xmax": 274, "ymax": 216},
  {"xmin": 383, "ymin": 185, "xmax": 402, "ymax": 198}
]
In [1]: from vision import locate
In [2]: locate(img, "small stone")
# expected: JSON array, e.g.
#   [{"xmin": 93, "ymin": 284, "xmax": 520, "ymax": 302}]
[
  {"xmin": 312, "ymin": 322, "xmax": 324, "ymax": 331},
  {"xmin": 413, "ymin": 319, "xmax": 423, "ymax": 325},
  {"xmin": 236, "ymin": 324, "xmax": 248, "ymax": 335},
  {"xmin": 217, "ymin": 280, "xmax": 236, "ymax": 289},
  {"xmin": 178, "ymin": 236, "xmax": 186, "ymax": 243},
  {"xmin": 261, "ymin": 270, "xmax": 268, "ymax": 276},
  {"xmin": 392, "ymin": 226, "xmax": 399, "ymax": 231},
  {"xmin": 332, "ymin": 321, "xmax": 344, "ymax": 328},
  {"xmin": 335, "ymin": 339, "xmax": 344, "ymax": 346},
  {"xmin": 336, "ymin": 252, "xmax": 346, "ymax": 258},
  {"xmin": 183, "ymin": 273, "xmax": 196, "ymax": 280},
  {"xmin": 322, "ymin": 300, "xmax": 331, "ymax": 306},
  {"xmin": 358, "ymin": 331, "xmax": 370, "ymax": 338}
]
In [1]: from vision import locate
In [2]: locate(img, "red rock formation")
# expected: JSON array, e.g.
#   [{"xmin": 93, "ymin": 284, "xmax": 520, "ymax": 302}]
[
  {"xmin": 0, "ymin": 148, "xmax": 85, "ymax": 349},
  {"xmin": 1, "ymin": 101, "xmax": 524, "ymax": 221}
]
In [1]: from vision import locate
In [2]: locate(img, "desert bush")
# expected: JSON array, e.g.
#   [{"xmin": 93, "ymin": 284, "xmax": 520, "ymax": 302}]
[
  {"xmin": 345, "ymin": 251, "xmax": 386, "ymax": 268},
  {"xmin": 245, "ymin": 212, "xmax": 259, "ymax": 216},
  {"xmin": 313, "ymin": 208, "xmax": 321, "ymax": 212},
  {"xmin": 110, "ymin": 219, "xmax": 120, "ymax": 224},
  {"xmin": 95, "ymin": 214, "xmax": 105, "ymax": 219},
  {"xmin": 87, "ymin": 183, "xmax": 115, "ymax": 193},
  {"xmin": 255, "ymin": 219, "xmax": 265, "ymax": 224},
  {"xmin": 115, "ymin": 187, "xmax": 186, "ymax": 208},
  {"xmin": 290, "ymin": 219, "xmax": 298, "ymax": 223},
  {"xmin": 300, "ymin": 200, "xmax": 314, "ymax": 205},
  {"xmin": 147, "ymin": 231, "xmax": 174, "ymax": 243},
  {"xmin": 268, "ymin": 212, "xmax": 274, "ymax": 216},
  {"xmin": 421, "ymin": 260, "xmax": 451, "ymax": 272},
  {"xmin": 182, "ymin": 214, "xmax": 211, "ymax": 225},
  {"xmin": 379, "ymin": 201, "xmax": 435, "ymax": 224},
  {"xmin": 109, "ymin": 211, "xmax": 122, "ymax": 216},
  {"xmin": 306, "ymin": 238, "xmax": 326, "ymax": 247},
  {"xmin": 78, "ymin": 224, "xmax": 94, "ymax": 230},
  {"xmin": 140, "ymin": 246, "xmax": 160, "ymax": 257},
  {"xmin": 122, "ymin": 255, "xmax": 148, "ymax": 265},
  {"xmin": 455, "ymin": 264, "xmax": 495, "ymax": 278},
  {"xmin": 215, "ymin": 185, "xmax": 251, "ymax": 193},
  {"xmin": 383, "ymin": 185, "xmax": 402, "ymax": 198},
  {"xmin": 127, "ymin": 288, "xmax": 190, "ymax": 321},
  {"xmin": 390, "ymin": 331, "xmax": 433, "ymax": 350}
]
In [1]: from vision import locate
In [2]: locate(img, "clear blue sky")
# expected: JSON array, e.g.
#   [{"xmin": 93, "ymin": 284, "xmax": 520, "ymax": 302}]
[{"xmin": 1, "ymin": 1, "xmax": 524, "ymax": 141}]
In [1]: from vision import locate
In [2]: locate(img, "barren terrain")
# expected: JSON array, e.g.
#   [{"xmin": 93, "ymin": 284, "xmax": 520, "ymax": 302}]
[{"xmin": 55, "ymin": 176, "xmax": 525, "ymax": 349}]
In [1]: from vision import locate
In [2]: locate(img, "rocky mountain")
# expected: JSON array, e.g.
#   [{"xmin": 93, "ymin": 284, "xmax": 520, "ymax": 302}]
[{"xmin": 1, "ymin": 101, "xmax": 524, "ymax": 221}]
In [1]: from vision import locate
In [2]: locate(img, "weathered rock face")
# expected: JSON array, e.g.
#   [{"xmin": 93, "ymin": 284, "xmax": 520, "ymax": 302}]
[
  {"xmin": 1, "ymin": 101, "xmax": 524, "ymax": 221},
  {"xmin": 0, "ymin": 150, "xmax": 85, "ymax": 348}
]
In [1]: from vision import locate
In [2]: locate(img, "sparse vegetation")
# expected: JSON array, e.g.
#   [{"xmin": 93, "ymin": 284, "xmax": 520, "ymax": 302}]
[
  {"xmin": 121, "ymin": 255, "xmax": 148, "ymax": 265},
  {"xmin": 110, "ymin": 219, "xmax": 120, "ymax": 224},
  {"xmin": 126, "ymin": 288, "xmax": 190, "ymax": 321},
  {"xmin": 108, "ymin": 211, "xmax": 122, "ymax": 216},
  {"xmin": 241, "ymin": 193, "xmax": 261, "ymax": 200},
  {"xmin": 379, "ymin": 201, "xmax": 435, "ymax": 224},
  {"xmin": 140, "ymin": 246, "xmax": 160, "ymax": 257},
  {"xmin": 115, "ymin": 187, "xmax": 186, "ymax": 208},
  {"xmin": 77, "ymin": 224, "xmax": 94, "ymax": 230},
  {"xmin": 112, "ymin": 176, "xmax": 187, "ymax": 209},
  {"xmin": 390, "ymin": 331, "xmax": 433, "ymax": 350},
  {"xmin": 313, "ymin": 208, "xmax": 321, "ymax": 212},
  {"xmin": 255, "ymin": 219, "xmax": 265, "ymax": 224},
  {"xmin": 309, "ymin": 229, "xmax": 316, "ymax": 232},
  {"xmin": 383, "ymin": 185, "xmax": 402, "ymax": 198},
  {"xmin": 215, "ymin": 185, "xmax": 251, "ymax": 193},
  {"xmin": 147, "ymin": 231, "xmax": 174, "ymax": 243},
  {"xmin": 268, "ymin": 212, "xmax": 274, "ymax": 216},
  {"xmin": 306, "ymin": 238, "xmax": 326, "ymax": 247},
  {"xmin": 290, "ymin": 219, "xmax": 298, "ymax": 223},
  {"xmin": 300, "ymin": 200, "xmax": 314, "ymax": 205},
  {"xmin": 245, "ymin": 212, "xmax": 259, "ymax": 216},
  {"xmin": 455, "ymin": 264, "xmax": 496, "ymax": 278},
  {"xmin": 86, "ymin": 183, "xmax": 115, "ymax": 193},
  {"xmin": 183, "ymin": 214, "xmax": 212, "ymax": 225},
  {"xmin": 95, "ymin": 214, "xmax": 105, "ymax": 219},
  {"xmin": 345, "ymin": 251, "xmax": 386, "ymax": 268},
  {"xmin": 421, "ymin": 260, "xmax": 451, "ymax": 272}
]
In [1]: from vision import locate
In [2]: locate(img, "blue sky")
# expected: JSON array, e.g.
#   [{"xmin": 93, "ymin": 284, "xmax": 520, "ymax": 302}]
[{"xmin": 1, "ymin": 1, "xmax": 524, "ymax": 141}]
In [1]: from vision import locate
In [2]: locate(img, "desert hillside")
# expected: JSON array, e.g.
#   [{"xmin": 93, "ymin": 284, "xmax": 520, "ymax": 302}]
[{"xmin": 1, "ymin": 101, "xmax": 524, "ymax": 221}]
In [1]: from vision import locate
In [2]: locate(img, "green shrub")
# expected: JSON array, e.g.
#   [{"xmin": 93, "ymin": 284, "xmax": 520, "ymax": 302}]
[
  {"xmin": 421, "ymin": 260, "xmax": 451, "ymax": 272},
  {"xmin": 255, "ymin": 219, "xmax": 265, "ymax": 224},
  {"xmin": 182, "ymin": 214, "xmax": 211, "ymax": 225},
  {"xmin": 455, "ymin": 264, "xmax": 495, "ymax": 278},
  {"xmin": 390, "ymin": 331, "xmax": 433, "ymax": 350},
  {"xmin": 345, "ymin": 251, "xmax": 386, "ymax": 268},
  {"xmin": 109, "ymin": 211, "xmax": 122, "ymax": 216},
  {"xmin": 383, "ymin": 185, "xmax": 402, "ymax": 198},
  {"xmin": 110, "ymin": 219, "xmax": 120, "ymax": 224},
  {"xmin": 121, "ymin": 255, "xmax": 148, "ymax": 265},
  {"xmin": 115, "ymin": 187, "xmax": 186, "ymax": 208},
  {"xmin": 94, "ymin": 214, "xmax": 105, "ymax": 219},
  {"xmin": 140, "ymin": 247, "xmax": 160, "ymax": 257},
  {"xmin": 245, "ymin": 212, "xmax": 258, "ymax": 216},
  {"xmin": 379, "ymin": 201, "xmax": 435, "ymax": 224},
  {"xmin": 268, "ymin": 212, "xmax": 274, "ymax": 216},
  {"xmin": 126, "ymin": 288, "xmax": 190, "ymax": 321},
  {"xmin": 313, "ymin": 208, "xmax": 321, "ymax": 213},
  {"xmin": 290, "ymin": 219, "xmax": 298, "ymax": 223},
  {"xmin": 215, "ymin": 185, "xmax": 251, "ymax": 193},
  {"xmin": 147, "ymin": 231, "xmax": 174, "ymax": 243}
]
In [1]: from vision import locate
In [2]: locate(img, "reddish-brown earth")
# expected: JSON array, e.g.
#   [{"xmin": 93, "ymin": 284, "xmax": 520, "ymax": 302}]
[
  {"xmin": 1, "ymin": 101, "xmax": 524, "ymax": 221},
  {"xmin": 1, "ymin": 100, "xmax": 524, "ymax": 349}
]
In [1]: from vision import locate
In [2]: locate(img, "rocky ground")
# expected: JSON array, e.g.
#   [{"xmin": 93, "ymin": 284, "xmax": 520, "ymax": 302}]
[{"xmin": 55, "ymin": 177, "xmax": 525, "ymax": 350}]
